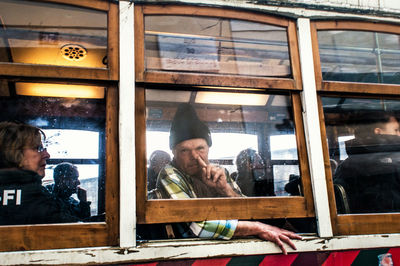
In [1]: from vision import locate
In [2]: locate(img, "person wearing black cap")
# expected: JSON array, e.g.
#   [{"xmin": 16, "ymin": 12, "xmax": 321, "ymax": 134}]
[{"xmin": 155, "ymin": 103, "xmax": 301, "ymax": 255}]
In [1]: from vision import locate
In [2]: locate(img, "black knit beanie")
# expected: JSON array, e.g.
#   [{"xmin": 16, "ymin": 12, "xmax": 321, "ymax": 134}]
[{"xmin": 169, "ymin": 103, "xmax": 212, "ymax": 149}]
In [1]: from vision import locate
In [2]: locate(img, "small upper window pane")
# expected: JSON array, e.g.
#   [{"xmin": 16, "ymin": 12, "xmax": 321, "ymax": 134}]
[
  {"xmin": 144, "ymin": 16, "xmax": 291, "ymax": 77},
  {"xmin": 318, "ymin": 30, "xmax": 400, "ymax": 84},
  {"xmin": 0, "ymin": 0, "xmax": 107, "ymax": 68}
]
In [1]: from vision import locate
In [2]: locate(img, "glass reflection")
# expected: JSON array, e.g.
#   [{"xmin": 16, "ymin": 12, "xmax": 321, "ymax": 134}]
[
  {"xmin": 318, "ymin": 30, "xmax": 400, "ymax": 84},
  {"xmin": 322, "ymin": 96, "xmax": 400, "ymax": 214},
  {"xmin": 145, "ymin": 16, "xmax": 291, "ymax": 77},
  {"xmin": 146, "ymin": 89, "xmax": 300, "ymax": 199},
  {"xmin": 0, "ymin": 80, "xmax": 106, "ymax": 225},
  {"xmin": 0, "ymin": 0, "xmax": 107, "ymax": 68}
]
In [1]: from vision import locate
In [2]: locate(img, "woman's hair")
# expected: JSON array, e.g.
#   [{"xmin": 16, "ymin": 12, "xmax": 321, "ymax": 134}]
[{"xmin": 0, "ymin": 121, "xmax": 45, "ymax": 169}]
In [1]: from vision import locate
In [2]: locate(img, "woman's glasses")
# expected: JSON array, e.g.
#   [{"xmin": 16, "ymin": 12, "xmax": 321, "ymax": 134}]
[{"xmin": 36, "ymin": 143, "xmax": 47, "ymax": 153}]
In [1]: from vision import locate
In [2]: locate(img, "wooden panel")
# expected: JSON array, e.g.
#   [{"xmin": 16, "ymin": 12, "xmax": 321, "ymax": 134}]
[
  {"xmin": 108, "ymin": 2, "xmax": 119, "ymax": 81},
  {"xmin": 311, "ymin": 22, "xmax": 323, "ymax": 91},
  {"xmin": 143, "ymin": 72, "xmax": 297, "ymax": 90},
  {"xmin": 292, "ymin": 93, "xmax": 314, "ymax": 213},
  {"xmin": 0, "ymin": 223, "xmax": 108, "ymax": 251},
  {"xmin": 336, "ymin": 214, "xmax": 400, "ymax": 235},
  {"xmin": 139, "ymin": 197, "xmax": 312, "ymax": 224},
  {"xmin": 0, "ymin": 63, "xmax": 109, "ymax": 81},
  {"xmin": 35, "ymin": 0, "xmax": 109, "ymax": 11},
  {"xmin": 141, "ymin": 5, "xmax": 290, "ymax": 27},
  {"xmin": 105, "ymin": 86, "xmax": 119, "ymax": 245},
  {"xmin": 317, "ymin": 96, "xmax": 338, "ymax": 235},
  {"xmin": 135, "ymin": 5, "xmax": 145, "ymax": 82},
  {"xmin": 288, "ymin": 21, "xmax": 303, "ymax": 91},
  {"xmin": 135, "ymin": 86, "xmax": 147, "ymax": 221},
  {"xmin": 322, "ymin": 81, "xmax": 400, "ymax": 95},
  {"xmin": 315, "ymin": 21, "xmax": 400, "ymax": 35}
]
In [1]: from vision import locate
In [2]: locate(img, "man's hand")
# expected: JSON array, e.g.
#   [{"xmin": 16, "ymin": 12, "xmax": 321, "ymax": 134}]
[
  {"xmin": 234, "ymin": 221, "xmax": 302, "ymax": 255},
  {"xmin": 77, "ymin": 187, "xmax": 88, "ymax": 202},
  {"xmin": 196, "ymin": 156, "xmax": 239, "ymax": 197}
]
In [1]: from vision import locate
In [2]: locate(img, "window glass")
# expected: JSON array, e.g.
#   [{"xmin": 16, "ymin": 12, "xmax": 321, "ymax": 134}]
[
  {"xmin": 0, "ymin": 0, "xmax": 107, "ymax": 68},
  {"xmin": 146, "ymin": 88, "xmax": 301, "ymax": 198},
  {"xmin": 144, "ymin": 16, "xmax": 291, "ymax": 77},
  {"xmin": 322, "ymin": 96, "xmax": 400, "ymax": 214},
  {"xmin": 0, "ymin": 80, "xmax": 106, "ymax": 225},
  {"xmin": 270, "ymin": 134, "xmax": 298, "ymax": 160},
  {"xmin": 318, "ymin": 30, "xmax": 400, "ymax": 84}
]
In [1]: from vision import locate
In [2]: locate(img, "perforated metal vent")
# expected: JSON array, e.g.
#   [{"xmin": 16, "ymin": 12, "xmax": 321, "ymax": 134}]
[{"xmin": 61, "ymin": 44, "xmax": 87, "ymax": 61}]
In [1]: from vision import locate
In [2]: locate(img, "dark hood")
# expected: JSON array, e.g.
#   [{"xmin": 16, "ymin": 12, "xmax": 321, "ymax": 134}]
[
  {"xmin": 0, "ymin": 169, "xmax": 42, "ymax": 186},
  {"xmin": 345, "ymin": 134, "xmax": 400, "ymax": 156}
]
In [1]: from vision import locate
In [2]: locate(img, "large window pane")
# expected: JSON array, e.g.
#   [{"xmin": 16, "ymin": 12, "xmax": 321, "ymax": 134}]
[
  {"xmin": 146, "ymin": 88, "xmax": 300, "ymax": 198},
  {"xmin": 322, "ymin": 96, "xmax": 400, "ymax": 214},
  {"xmin": 0, "ymin": 80, "xmax": 106, "ymax": 225},
  {"xmin": 318, "ymin": 30, "xmax": 400, "ymax": 84},
  {"xmin": 145, "ymin": 16, "xmax": 291, "ymax": 77},
  {"xmin": 0, "ymin": 0, "xmax": 107, "ymax": 68}
]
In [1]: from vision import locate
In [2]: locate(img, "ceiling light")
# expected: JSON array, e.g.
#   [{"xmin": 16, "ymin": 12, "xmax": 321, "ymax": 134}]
[
  {"xmin": 195, "ymin": 91, "xmax": 268, "ymax": 106},
  {"xmin": 16, "ymin": 83, "xmax": 104, "ymax": 99},
  {"xmin": 61, "ymin": 44, "xmax": 87, "ymax": 61}
]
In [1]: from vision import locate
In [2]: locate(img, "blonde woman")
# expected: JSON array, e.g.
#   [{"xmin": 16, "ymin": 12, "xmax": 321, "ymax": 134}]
[{"xmin": 0, "ymin": 122, "xmax": 79, "ymax": 225}]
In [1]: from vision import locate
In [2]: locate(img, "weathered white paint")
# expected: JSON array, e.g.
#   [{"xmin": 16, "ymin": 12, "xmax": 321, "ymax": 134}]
[
  {"xmin": 297, "ymin": 18, "xmax": 333, "ymax": 238},
  {"xmin": 119, "ymin": 0, "xmax": 136, "ymax": 248},
  {"xmin": 1, "ymin": 234, "xmax": 400, "ymax": 265},
  {"xmin": 384, "ymin": 0, "xmax": 400, "ymax": 10},
  {"xmin": 145, "ymin": 0, "xmax": 400, "ymax": 19}
]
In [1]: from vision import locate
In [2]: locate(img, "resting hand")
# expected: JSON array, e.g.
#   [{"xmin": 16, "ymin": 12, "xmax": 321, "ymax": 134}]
[
  {"xmin": 234, "ymin": 221, "xmax": 302, "ymax": 255},
  {"xmin": 196, "ymin": 156, "xmax": 239, "ymax": 197}
]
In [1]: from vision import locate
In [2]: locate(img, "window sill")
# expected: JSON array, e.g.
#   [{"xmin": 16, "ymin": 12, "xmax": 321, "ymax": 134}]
[{"xmin": 2, "ymin": 234, "xmax": 400, "ymax": 265}]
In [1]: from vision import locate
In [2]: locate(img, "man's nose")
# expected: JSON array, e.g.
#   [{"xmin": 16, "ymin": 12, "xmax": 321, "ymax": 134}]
[{"xmin": 190, "ymin": 150, "xmax": 198, "ymax": 159}]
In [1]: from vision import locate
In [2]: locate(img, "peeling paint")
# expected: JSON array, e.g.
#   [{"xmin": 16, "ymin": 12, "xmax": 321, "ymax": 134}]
[{"xmin": 116, "ymin": 248, "xmax": 140, "ymax": 255}]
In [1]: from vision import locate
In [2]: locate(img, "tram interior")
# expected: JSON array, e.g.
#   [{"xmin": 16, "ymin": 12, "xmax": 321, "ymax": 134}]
[{"xmin": 0, "ymin": 81, "xmax": 107, "ymax": 220}]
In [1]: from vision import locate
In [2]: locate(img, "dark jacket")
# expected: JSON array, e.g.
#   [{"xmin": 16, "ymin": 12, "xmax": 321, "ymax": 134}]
[
  {"xmin": 334, "ymin": 134, "xmax": 400, "ymax": 213},
  {"xmin": 0, "ymin": 169, "xmax": 80, "ymax": 225},
  {"xmin": 46, "ymin": 184, "xmax": 91, "ymax": 219}
]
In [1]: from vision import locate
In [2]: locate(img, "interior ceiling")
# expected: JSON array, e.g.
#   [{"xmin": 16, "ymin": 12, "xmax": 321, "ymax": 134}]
[{"xmin": 0, "ymin": 0, "xmax": 107, "ymax": 68}]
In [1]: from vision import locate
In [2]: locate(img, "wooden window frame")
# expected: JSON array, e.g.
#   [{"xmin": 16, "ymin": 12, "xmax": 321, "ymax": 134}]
[
  {"xmin": 312, "ymin": 21, "xmax": 400, "ymax": 235},
  {"xmin": 0, "ymin": 0, "xmax": 119, "ymax": 81},
  {"xmin": 311, "ymin": 21, "xmax": 400, "ymax": 94},
  {"xmin": 135, "ymin": 5, "xmax": 315, "ymax": 224},
  {"xmin": 0, "ymin": 0, "xmax": 119, "ymax": 251},
  {"xmin": 134, "ymin": 5, "xmax": 303, "ymax": 91}
]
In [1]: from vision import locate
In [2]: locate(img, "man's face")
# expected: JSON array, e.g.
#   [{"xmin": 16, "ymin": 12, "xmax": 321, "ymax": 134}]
[
  {"xmin": 59, "ymin": 168, "xmax": 80, "ymax": 196},
  {"xmin": 376, "ymin": 116, "xmax": 400, "ymax": 136},
  {"xmin": 172, "ymin": 138, "xmax": 209, "ymax": 176},
  {"xmin": 251, "ymin": 153, "xmax": 266, "ymax": 181}
]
